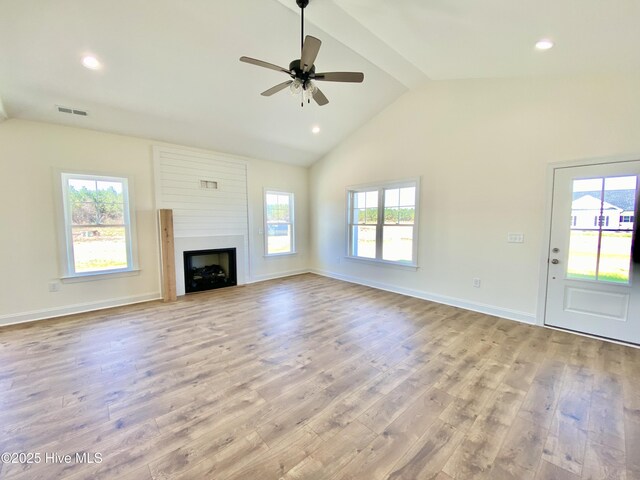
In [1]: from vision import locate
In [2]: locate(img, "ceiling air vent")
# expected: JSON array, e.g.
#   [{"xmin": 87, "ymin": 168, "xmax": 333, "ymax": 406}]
[{"xmin": 56, "ymin": 105, "xmax": 88, "ymax": 117}]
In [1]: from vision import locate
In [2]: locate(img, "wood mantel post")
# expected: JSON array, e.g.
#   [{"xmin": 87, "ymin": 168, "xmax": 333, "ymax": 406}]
[{"xmin": 159, "ymin": 209, "xmax": 177, "ymax": 302}]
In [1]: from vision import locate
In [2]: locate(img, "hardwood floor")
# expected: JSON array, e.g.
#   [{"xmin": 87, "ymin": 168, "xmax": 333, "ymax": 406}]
[{"xmin": 0, "ymin": 273, "xmax": 639, "ymax": 479}]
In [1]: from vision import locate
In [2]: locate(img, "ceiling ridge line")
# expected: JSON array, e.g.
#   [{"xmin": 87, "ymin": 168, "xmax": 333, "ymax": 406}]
[{"xmin": 274, "ymin": 0, "xmax": 429, "ymax": 89}]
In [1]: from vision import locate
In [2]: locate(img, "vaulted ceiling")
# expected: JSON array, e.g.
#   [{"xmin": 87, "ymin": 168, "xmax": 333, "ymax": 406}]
[{"xmin": 1, "ymin": 0, "xmax": 638, "ymax": 166}]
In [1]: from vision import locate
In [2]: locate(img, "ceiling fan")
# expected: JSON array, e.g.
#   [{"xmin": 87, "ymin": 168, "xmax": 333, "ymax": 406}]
[{"xmin": 239, "ymin": 0, "xmax": 364, "ymax": 107}]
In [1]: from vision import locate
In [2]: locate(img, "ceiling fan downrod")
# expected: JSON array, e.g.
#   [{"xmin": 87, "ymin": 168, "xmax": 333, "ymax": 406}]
[
  {"xmin": 297, "ymin": 0, "xmax": 309, "ymax": 54},
  {"xmin": 297, "ymin": 0, "xmax": 310, "ymax": 107}
]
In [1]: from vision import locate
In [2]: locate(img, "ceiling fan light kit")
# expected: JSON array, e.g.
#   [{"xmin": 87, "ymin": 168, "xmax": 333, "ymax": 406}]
[{"xmin": 239, "ymin": 0, "xmax": 364, "ymax": 107}]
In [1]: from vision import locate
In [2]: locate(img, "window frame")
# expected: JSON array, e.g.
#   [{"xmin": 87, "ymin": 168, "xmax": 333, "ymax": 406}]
[
  {"xmin": 57, "ymin": 171, "xmax": 139, "ymax": 279},
  {"xmin": 264, "ymin": 189, "xmax": 296, "ymax": 257},
  {"xmin": 595, "ymin": 215, "xmax": 610, "ymax": 227},
  {"xmin": 346, "ymin": 178, "xmax": 420, "ymax": 267}
]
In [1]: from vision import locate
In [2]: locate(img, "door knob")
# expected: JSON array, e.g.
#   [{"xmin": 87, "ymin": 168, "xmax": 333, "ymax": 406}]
[{"xmin": 551, "ymin": 259, "xmax": 559, "ymax": 264}]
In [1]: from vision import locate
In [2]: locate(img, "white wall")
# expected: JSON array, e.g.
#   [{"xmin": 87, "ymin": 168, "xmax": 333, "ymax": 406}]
[
  {"xmin": 0, "ymin": 119, "xmax": 309, "ymax": 325},
  {"xmin": 247, "ymin": 157, "xmax": 309, "ymax": 282},
  {"xmin": 309, "ymin": 74, "xmax": 640, "ymax": 323}
]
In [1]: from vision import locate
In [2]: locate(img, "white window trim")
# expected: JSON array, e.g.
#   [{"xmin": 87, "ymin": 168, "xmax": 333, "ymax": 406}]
[
  {"xmin": 55, "ymin": 170, "xmax": 139, "ymax": 280},
  {"xmin": 343, "ymin": 255, "xmax": 419, "ymax": 271},
  {"xmin": 264, "ymin": 189, "xmax": 296, "ymax": 257},
  {"xmin": 345, "ymin": 177, "xmax": 420, "ymax": 267}
]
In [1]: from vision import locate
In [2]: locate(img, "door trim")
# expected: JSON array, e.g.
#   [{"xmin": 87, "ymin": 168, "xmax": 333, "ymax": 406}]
[{"xmin": 536, "ymin": 153, "xmax": 640, "ymax": 328}]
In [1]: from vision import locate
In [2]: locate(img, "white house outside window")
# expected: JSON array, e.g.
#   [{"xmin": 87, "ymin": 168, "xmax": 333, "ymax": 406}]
[
  {"xmin": 265, "ymin": 191, "xmax": 295, "ymax": 255},
  {"xmin": 60, "ymin": 172, "xmax": 137, "ymax": 277},
  {"xmin": 347, "ymin": 179, "xmax": 419, "ymax": 266}
]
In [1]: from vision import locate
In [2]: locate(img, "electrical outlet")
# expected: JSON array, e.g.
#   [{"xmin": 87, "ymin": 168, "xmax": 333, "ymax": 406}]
[
  {"xmin": 48, "ymin": 281, "xmax": 61, "ymax": 292},
  {"xmin": 473, "ymin": 278, "xmax": 481, "ymax": 288}
]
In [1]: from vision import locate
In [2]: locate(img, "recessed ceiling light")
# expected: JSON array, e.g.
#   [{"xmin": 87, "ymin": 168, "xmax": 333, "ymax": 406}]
[
  {"xmin": 81, "ymin": 55, "xmax": 101, "ymax": 70},
  {"xmin": 535, "ymin": 39, "xmax": 554, "ymax": 51},
  {"xmin": 311, "ymin": 126, "xmax": 321, "ymax": 134}
]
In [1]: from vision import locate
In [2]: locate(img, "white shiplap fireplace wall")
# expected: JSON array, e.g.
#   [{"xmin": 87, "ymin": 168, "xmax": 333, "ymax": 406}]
[{"xmin": 153, "ymin": 146, "xmax": 249, "ymax": 296}]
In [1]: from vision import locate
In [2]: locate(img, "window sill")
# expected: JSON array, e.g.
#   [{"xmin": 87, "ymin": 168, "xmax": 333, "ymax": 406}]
[
  {"xmin": 344, "ymin": 256, "xmax": 418, "ymax": 271},
  {"xmin": 61, "ymin": 269, "xmax": 141, "ymax": 283},
  {"xmin": 264, "ymin": 252, "xmax": 297, "ymax": 258}
]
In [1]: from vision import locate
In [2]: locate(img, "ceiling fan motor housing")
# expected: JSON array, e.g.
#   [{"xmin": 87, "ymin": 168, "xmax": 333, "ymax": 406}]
[{"xmin": 289, "ymin": 60, "xmax": 315, "ymax": 84}]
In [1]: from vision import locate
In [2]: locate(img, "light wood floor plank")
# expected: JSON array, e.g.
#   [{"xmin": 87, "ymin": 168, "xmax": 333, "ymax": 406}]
[
  {"xmin": 441, "ymin": 383, "xmax": 527, "ymax": 479},
  {"xmin": 535, "ymin": 460, "xmax": 581, "ymax": 480},
  {"xmin": 490, "ymin": 415, "xmax": 547, "ymax": 480}
]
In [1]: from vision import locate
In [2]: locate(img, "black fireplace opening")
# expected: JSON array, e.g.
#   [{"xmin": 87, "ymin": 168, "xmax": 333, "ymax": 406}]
[{"xmin": 184, "ymin": 248, "xmax": 237, "ymax": 293}]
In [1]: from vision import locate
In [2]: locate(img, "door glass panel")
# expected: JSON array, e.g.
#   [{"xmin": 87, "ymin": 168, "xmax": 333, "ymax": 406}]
[
  {"xmin": 567, "ymin": 230, "xmax": 599, "ymax": 280},
  {"xmin": 567, "ymin": 175, "xmax": 637, "ymax": 284},
  {"xmin": 599, "ymin": 232, "xmax": 633, "ymax": 283},
  {"xmin": 568, "ymin": 179, "xmax": 602, "ymax": 280},
  {"xmin": 599, "ymin": 176, "xmax": 637, "ymax": 283}
]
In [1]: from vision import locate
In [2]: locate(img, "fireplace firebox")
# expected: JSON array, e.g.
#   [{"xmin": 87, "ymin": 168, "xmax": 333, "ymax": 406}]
[{"xmin": 183, "ymin": 248, "xmax": 237, "ymax": 293}]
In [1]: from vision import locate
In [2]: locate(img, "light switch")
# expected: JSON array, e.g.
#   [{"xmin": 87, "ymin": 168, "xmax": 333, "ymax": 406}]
[{"xmin": 507, "ymin": 233, "xmax": 524, "ymax": 243}]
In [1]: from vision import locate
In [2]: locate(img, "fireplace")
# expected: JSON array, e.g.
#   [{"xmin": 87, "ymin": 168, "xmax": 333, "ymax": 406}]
[{"xmin": 183, "ymin": 248, "xmax": 237, "ymax": 293}]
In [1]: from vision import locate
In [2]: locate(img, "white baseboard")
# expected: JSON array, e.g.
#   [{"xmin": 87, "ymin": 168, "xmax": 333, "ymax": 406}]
[
  {"xmin": 0, "ymin": 292, "xmax": 161, "ymax": 327},
  {"xmin": 0, "ymin": 271, "xmax": 538, "ymax": 328},
  {"xmin": 247, "ymin": 269, "xmax": 310, "ymax": 284},
  {"xmin": 311, "ymin": 268, "xmax": 537, "ymax": 325}
]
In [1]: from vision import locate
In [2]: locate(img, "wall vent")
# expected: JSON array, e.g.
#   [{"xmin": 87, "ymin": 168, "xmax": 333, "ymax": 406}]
[
  {"xmin": 200, "ymin": 180, "xmax": 218, "ymax": 190},
  {"xmin": 56, "ymin": 105, "xmax": 88, "ymax": 117}
]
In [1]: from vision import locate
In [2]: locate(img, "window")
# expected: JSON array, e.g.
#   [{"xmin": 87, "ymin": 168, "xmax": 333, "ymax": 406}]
[
  {"xmin": 265, "ymin": 191, "xmax": 295, "ymax": 255},
  {"xmin": 60, "ymin": 173, "xmax": 137, "ymax": 277},
  {"xmin": 594, "ymin": 215, "xmax": 609, "ymax": 227},
  {"xmin": 347, "ymin": 179, "xmax": 419, "ymax": 266},
  {"xmin": 620, "ymin": 215, "xmax": 634, "ymax": 223}
]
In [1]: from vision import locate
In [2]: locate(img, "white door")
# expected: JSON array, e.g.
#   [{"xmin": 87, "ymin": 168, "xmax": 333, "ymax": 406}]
[{"xmin": 545, "ymin": 160, "xmax": 640, "ymax": 344}]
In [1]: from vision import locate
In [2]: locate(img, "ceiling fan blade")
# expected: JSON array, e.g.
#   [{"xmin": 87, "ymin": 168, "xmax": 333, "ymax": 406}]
[
  {"xmin": 261, "ymin": 81, "xmax": 293, "ymax": 97},
  {"xmin": 300, "ymin": 36, "xmax": 322, "ymax": 73},
  {"xmin": 239, "ymin": 56, "xmax": 290, "ymax": 74},
  {"xmin": 313, "ymin": 88, "xmax": 329, "ymax": 106},
  {"xmin": 314, "ymin": 72, "xmax": 364, "ymax": 83}
]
